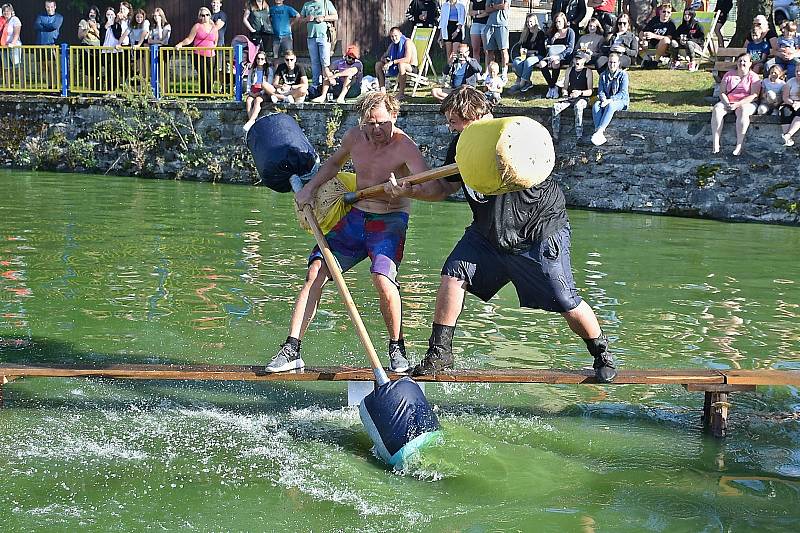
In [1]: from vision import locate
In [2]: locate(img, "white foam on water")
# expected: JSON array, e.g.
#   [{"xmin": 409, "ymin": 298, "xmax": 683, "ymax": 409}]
[{"xmin": 23, "ymin": 503, "xmax": 84, "ymax": 518}]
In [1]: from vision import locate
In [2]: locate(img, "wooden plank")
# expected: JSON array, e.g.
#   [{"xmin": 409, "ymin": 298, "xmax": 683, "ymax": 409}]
[
  {"xmin": 0, "ymin": 363, "xmax": 727, "ymax": 385},
  {"xmin": 722, "ymin": 370, "xmax": 800, "ymax": 386},
  {"xmin": 685, "ymin": 383, "xmax": 757, "ymax": 392}
]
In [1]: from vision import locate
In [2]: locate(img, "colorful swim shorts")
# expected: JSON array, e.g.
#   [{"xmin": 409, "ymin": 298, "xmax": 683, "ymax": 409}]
[{"xmin": 309, "ymin": 207, "xmax": 409, "ymax": 285}]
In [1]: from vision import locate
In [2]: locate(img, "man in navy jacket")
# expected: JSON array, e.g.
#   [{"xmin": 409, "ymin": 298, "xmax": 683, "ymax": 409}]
[{"xmin": 34, "ymin": 1, "xmax": 64, "ymax": 45}]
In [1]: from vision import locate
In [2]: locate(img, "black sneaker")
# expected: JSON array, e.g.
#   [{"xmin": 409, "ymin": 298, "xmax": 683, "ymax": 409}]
[
  {"xmin": 410, "ymin": 345, "xmax": 454, "ymax": 376},
  {"xmin": 585, "ymin": 334, "xmax": 617, "ymax": 383},
  {"xmin": 388, "ymin": 343, "xmax": 410, "ymax": 373},
  {"xmin": 265, "ymin": 342, "xmax": 305, "ymax": 373}
]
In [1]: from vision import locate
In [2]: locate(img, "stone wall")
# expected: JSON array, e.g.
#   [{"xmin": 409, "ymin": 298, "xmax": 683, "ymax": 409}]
[{"xmin": 1, "ymin": 96, "xmax": 797, "ymax": 225}]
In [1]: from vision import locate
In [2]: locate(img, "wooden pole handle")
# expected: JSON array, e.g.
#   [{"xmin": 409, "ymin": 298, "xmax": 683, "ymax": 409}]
[
  {"xmin": 291, "ymin": 176, "xmax": 389, "ymax": 386},
  {"xmin": 342, "ymin": 163, "xmax": 459, "ymax": 204}
]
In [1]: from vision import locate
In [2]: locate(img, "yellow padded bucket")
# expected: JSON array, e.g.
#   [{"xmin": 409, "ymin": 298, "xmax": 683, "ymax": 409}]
[
  {"xmin": 455, "ymin": 116, "xmax": 555, "ymax": 195},
  {"xmin": 295, "ymin": 172, "xmax": 358, "ymax": 235}
]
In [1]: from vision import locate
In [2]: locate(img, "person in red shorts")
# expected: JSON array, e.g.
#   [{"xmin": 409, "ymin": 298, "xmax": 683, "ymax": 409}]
[{"xmin": 266, "ymin": 92, "xmax": 429, "ymax": 374}]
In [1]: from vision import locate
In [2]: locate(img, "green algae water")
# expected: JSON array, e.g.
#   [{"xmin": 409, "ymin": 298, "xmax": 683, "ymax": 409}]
[{"xmin": 1, "ymin": 170, "xmax": 798, "ymax": 532}]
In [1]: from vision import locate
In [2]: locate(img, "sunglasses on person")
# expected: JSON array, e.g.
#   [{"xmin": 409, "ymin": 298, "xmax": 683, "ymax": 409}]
[
  {"xmin": 256, "ymin": 56, "xmax": 267, "ymax": 62},
  {"xmin": 618, "ymin": 20, "xmax": 628, "ymax": 25},
  {"xmin": 200, "ymin": 12, "xmax": 211, "ymax": 17}
]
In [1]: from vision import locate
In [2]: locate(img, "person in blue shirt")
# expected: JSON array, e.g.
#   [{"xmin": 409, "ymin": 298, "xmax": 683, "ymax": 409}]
[
  {"xmin": 591, "ymin": 52, "xmax": 630, "ymax": 146},
  {"xmin": 270, "ymin": 0, "xmax": 301, "ymax": 61},
  {"xmin": 34, "ymin": 1, "xmax": 63, "ymax": 45}
]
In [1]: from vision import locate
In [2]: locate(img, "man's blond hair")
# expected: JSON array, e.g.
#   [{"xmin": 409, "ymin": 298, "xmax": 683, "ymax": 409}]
[{"xmin": 355, "ymin": 92, "xmax": 400, "ymax": 123}]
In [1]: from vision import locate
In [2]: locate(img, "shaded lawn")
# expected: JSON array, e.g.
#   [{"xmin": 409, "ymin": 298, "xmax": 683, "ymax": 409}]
[{"xmin": 399, "ymin": 68, "xmax": 716, "ymax": 114}]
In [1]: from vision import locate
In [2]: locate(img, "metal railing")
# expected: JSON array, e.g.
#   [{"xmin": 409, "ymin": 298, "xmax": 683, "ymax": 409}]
[
  {"xmin": 158, "ymin": 46, "xmax": 235, "ymax": 99},
  {"xmin": 0, "ymin": 44, "xmax": 244, "ymax": 101},
  {"xmin": 69, "ymin": 45, "xmax": 151, "ymax": 95},
  {"xmin": 0, "ymin": 45, "xmax": 61, "ymax": 94}
]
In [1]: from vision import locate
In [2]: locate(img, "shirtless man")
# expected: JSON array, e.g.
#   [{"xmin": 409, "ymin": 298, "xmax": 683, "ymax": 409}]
[{"xmin": 266, "ymin": 91, "xmax": 429, "ymax": 373}]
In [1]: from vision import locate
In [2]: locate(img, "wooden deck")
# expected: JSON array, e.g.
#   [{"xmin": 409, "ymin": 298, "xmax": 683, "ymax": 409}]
[{"xmin": 2, "ymin": 363, "xmax": 798, "ymax": 438}]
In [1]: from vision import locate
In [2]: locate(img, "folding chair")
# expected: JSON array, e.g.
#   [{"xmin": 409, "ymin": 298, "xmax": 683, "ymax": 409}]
[{"xmin": 405, "ymin": 25, "xmax": 438, "ymax": 97}]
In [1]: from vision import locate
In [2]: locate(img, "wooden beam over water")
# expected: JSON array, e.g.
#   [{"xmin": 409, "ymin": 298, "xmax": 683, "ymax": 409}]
[{"xmin": 2, "ymin": 363, "xmax": 798, "ymax": 386}]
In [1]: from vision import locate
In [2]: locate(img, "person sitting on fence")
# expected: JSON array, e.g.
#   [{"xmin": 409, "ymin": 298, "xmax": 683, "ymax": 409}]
[
  {"xmin": 779, "ymin": 66, "xmax": 800, "ymax": 146},
  {"xmin": 576, "ymin": 17, "xmax": 606, "ymax": 68},
  {"xmin": 269, "ymin": 0, "xmax": 300, "ymax": 63},
  {"xmin": 301, "ymin": 0, "xmax": 337, "ymax": 89},
  {"xmin": 311, "ymin": 44, "xmax": 363, "ymax": 103},
  {"xmin": 552, "ymin": 50, "xmax": 593, "ymax": 142},
  {"xmin": 78, "ymin": 5, "xmax": 101, "ymax": 46},
  {"xmin": 270, "ymin": 49, "xmax": 308, "ymax": 104},
  {"xmin": 244, "ymin": 0, "xmax": 272, "ymax": 54},
  {"xmin": 670, "ymin": 7, "xmax": 704, "ymax": 71},
  {"xmin": 431, "ymin": 42, "xmax": 482, "ymax": 101},
  {"xmin": 147, "ymin": 8, "xmax": 170, "ymax": 46},
  {"xmin": 639, "ymin": 3, "xmax": 676, "ymax": 66},
  {"xmin": 406, "ymin": 0, "xmax": 439, "ymax": 28},
  {"xmin": 591, "ymin": 52, "xmax": 629, "ymax": 146},
  {"xmin": 509, "ymin": 12, "xmax": 545, "ymax": 94},
  {"xmin": 484, "ymin": 60, "xmax": 504, "ymax": 104},
  {"xmin": 243, "ymin": 50, "xmax": 272, "ymax": 131},
  {"xmin": 538, "ymin": 11, "xmax": 575, "ymax": 99},
  {"xmin": 375, "ymin": 26, "xmax": 417, "ymax": 101},
  {"xmin": 758, "ymin": 64, "xmax": 785, "ymax": 115},
  {"xmin": 597, "ymin": 14, "xmax": 639, "ymax": 72},
  {"xmin": 175, "ymin": 7, "xmax": 219, "ymax": 95},
  {"xmin": 126, "ymin": 9, "xmax": 149, "ymax": 48},
  {"xmin": 1, "ymin": 3, "xmax": 22, "ymax": 67},
  {"xmin": 774, "ymin": 20, "xmax": 800, "ymax": 79},
  {"xmin": 34, "ymin": 1, "xmax": 63, "ymax": 45},
  {"xmin": 438, "ymin": 0, "xmax": 466, "ymax": 67},
  {"xmin": 710, "ymin": 53, "xmax": 760, "ymax": 156}
]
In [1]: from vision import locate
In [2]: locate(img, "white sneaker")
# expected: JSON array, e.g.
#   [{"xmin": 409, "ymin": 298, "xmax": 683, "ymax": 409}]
[
  {"xmin": 270, "ymin": 94, "xmax": 279, "ymax": 104},
  {"xmin": 243, "ymin": 120, "xmax": 254, "ymax": 133},
  {"xmin": 783, "ymin": 133, "xmax": 795, "ymax": 147},
  {"xmin": 591, "ymin": 131, "xmax": 607, "ymax": 146}
]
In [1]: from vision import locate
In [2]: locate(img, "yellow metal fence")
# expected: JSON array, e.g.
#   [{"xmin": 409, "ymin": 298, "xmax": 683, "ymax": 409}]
[
  {"xmin": 69, "ymin": 46, "xmax": 151, "ymax": 95},
  {"xmin": 159, "ymin": 47, "xmax": 234, "ymax": 98},
  {"xmin": 0, "ymin": 45, "xmax": 237, "ymax": 98},
  {"xmin": 0, "ymin": 45, "xmax": 61, "ymax": 93}
]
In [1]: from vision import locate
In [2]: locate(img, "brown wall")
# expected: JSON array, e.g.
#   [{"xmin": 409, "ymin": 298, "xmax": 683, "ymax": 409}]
[{"xmin": 14, "ymin": 1, "xmax": 410, "ymax": 58}]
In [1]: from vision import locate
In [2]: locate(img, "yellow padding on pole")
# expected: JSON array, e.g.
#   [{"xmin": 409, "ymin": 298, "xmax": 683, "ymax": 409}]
[
  {"xmin": 455, "ymin": 116, "xmax": 555, "ymax": 195},
  {"xmin": 296, "ymin": 172, "xmax": 357, "ymax": 234}
]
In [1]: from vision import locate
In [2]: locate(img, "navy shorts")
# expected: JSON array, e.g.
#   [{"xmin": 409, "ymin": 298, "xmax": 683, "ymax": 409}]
[{"xmin": 441, "ymin": 225, "xmax": 583, "ymax": 312}]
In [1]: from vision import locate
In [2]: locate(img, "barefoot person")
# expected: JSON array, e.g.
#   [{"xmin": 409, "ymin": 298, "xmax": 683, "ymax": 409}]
[
  {"xmin": 266, "ymin": 92, "xmax": 430, "ymax": 373},
  {"xmin": 384, "ymin": 86, "xmax": 618, "ymax": 383}
]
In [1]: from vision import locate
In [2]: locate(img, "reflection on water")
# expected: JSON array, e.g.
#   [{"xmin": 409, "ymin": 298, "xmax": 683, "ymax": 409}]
[{"xmin": 1, "ymin": 171, "xmax": 799, "ymax": 530}]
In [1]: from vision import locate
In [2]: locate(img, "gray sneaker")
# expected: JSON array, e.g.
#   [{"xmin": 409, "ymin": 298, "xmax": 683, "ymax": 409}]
[
  {"xmin": 388, "ymin": 343, "xmax": 410, "ymax": 373},
  {"xmin": 266, "ymin": 342, "xmax": 305, "ymax": 373}
]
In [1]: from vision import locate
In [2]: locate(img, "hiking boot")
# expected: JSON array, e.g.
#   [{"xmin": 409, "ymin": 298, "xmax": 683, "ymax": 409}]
[
  {"xmin": 411, "ymin": 345, "xmax": 454, "ymax": 376},
  {"xmin": 585, "ymin": 334, "xmax": 617, "ymax": 383},
  {"xmin": 266, "ymin": 342, "xmax": 305, "ymax": 372},
  {"xmin": 388, "ymin": 341, "xmax": 410, "ymax": 373}
]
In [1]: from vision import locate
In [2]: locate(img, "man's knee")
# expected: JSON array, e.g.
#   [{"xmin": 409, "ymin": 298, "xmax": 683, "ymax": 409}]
[{"xmin": 306, "ymin": 259, "xmax": 330, "ymax": 285}]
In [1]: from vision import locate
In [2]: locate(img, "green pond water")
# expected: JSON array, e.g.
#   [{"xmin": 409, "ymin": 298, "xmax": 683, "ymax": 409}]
[{"xmin": 1, "ymin": 170, "xmax": 798, "ymax": 532}]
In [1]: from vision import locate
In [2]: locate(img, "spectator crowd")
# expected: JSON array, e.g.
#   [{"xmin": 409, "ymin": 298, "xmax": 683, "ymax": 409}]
[{"xmin": 1, "ymin": 1, "xmax": 798, "ymax": 152}]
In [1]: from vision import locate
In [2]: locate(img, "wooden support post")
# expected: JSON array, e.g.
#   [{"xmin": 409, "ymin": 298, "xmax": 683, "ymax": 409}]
[
  {"xmin": 687, "ymin": 383, "xmax": 756, "ymax": 438},
  {"xmin": 709, "ymin": 391, "xmax": 729, "ymax": 438}
]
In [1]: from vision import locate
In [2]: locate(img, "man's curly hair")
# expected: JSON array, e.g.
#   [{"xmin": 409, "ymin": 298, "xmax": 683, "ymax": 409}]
[{"xmin": 439, "ymin": 85, "xmax": 492, "ymax": 122}]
